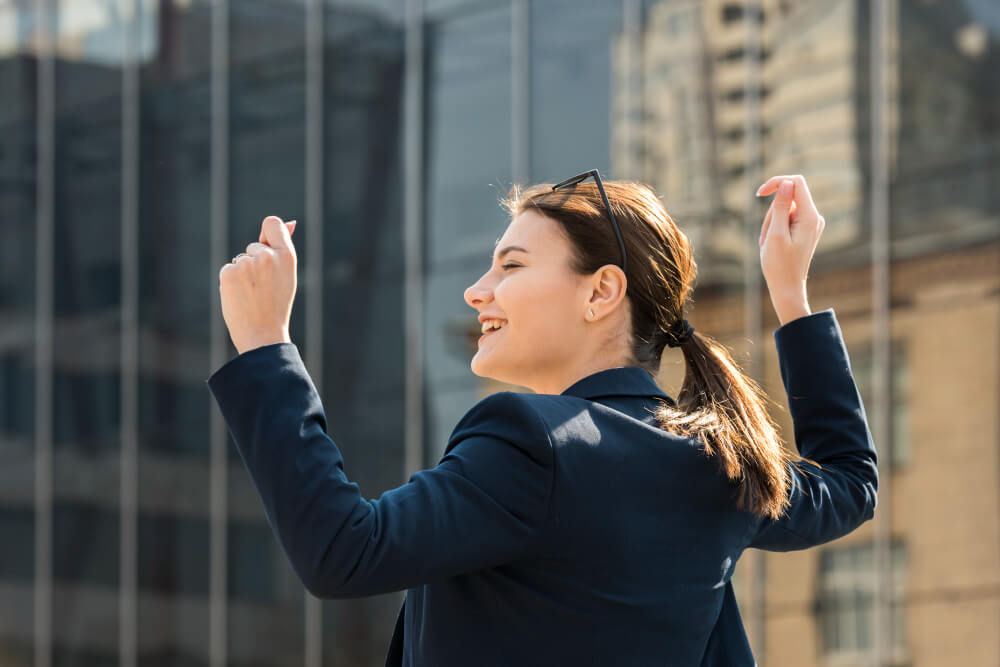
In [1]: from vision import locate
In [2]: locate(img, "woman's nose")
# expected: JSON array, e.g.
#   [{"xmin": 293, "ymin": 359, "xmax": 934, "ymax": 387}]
[{"xmin": 464, "ymin": 280, "xmax": 493, "ymax": 309}]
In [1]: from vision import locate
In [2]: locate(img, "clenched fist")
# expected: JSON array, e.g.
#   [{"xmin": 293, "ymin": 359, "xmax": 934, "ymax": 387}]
[{"xmin": 219, "ymin": 216, "xmax": 298, "ymax": 355}]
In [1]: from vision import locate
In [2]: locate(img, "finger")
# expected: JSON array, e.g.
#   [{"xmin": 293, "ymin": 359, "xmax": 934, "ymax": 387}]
[
  {"xmin": 756, "ymin": 174, "xmax": 818, "ymax": 217},
  {"xmin": 261, "ymin": 220, "xmax": 297, "ymax": 242},
  {"xmin": 756, "ymin": 174, "xmax": 807, "ymax": 197},
  {"xmin": 219, "ymin": 262, "xmax": 236, "ymax": 283},
  {"xmin": 260, "ymin": 215, "xmax": 295, "ymax": 254},
  {"xmin": 259, "ymin": 216, "xmax": 278, "ymax": 245},
  {"xmin": 245, "ymin": 241, "xmax": 273, "ymax": 258},
  {"xmin": 759, "ymin": 203, "xmax": 773, "ymax": 247},
  {"xmin": 769, "ymin": 179, "xmax": 794, "ymax": 240}
]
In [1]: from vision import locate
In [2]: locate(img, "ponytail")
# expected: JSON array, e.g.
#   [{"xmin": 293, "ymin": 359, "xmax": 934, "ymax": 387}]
[{"xmin": 655, "ymin": 331, "xmax": 802, "ymax": 521}]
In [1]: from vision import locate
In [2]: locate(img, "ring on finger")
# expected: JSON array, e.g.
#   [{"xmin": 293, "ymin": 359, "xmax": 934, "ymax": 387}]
[{"xmin": 231, "ymin": 252, "xmax": 250, "ymax": 264}]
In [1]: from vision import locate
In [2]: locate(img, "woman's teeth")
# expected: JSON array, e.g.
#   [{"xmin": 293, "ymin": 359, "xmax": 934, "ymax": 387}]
[{"xmin": 481, "ymin": 319, "xmax": 506, "ymax": 334}]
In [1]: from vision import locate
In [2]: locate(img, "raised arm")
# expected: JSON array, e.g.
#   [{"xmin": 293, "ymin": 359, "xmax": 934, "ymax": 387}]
[
  {"xmin": 748, "ymin": 309, "xmax": 878, "ymax": 550},
  {"xmin": 748, "ymin": 174, "xmax": 878, "ymax": 550},
  {"xmin": 207, "ymin": 345, "xmax": 554, "ymax": 598}
]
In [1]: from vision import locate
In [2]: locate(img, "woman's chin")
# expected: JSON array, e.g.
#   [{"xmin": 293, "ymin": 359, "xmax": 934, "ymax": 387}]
[
  {"xmin": 469, "ymin": 354, "xmax": 491, "ymax": 378},
  {"xmin": 470, "ymin": 351, "xmax": 504, "ymax": 381}
]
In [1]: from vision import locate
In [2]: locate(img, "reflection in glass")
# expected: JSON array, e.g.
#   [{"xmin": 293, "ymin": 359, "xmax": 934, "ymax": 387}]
[
  {"xmin": 424, "ymin": 5, "xmax": 512, "ymax": 269},
  {"xmin": 531, "ymin": 0, "xmax": 620, "ymax": 182},
  {"xmin": 0, "ymin": 3, "xmax": 38, "ymax": 667},
  {"xmin": 135, "ymin": 0, "xmax": 214, "ymax": 664},
  {"xmin": 51, "ymin": 1, "xmax": 124, "ymax": 663},
  {"xmin": 893, "ymin": 0, "xmax": 1000, "ymax": 252}
]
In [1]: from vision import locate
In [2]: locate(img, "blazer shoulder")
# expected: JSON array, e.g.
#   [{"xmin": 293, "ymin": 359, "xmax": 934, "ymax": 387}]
[{"xmin": 444, "ymin": 391, "xmax": 553, "ymax": 462}]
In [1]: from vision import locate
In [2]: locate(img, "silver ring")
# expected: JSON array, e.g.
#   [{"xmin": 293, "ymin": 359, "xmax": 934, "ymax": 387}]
[{"xmin": 231, "ymin": 252, "xmax": 249, "ymax": 264}]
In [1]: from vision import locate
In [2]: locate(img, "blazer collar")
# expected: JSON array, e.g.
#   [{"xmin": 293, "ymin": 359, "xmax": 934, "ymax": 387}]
[{"xmin": 559, "ymin": 366, "xmax": 673, "ymax": 402}]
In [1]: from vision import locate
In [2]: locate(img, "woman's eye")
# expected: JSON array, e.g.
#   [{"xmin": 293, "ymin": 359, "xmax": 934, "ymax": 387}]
[{"xmin": 502, "ymin": 264, "xmax": 520, "ymax": 270}]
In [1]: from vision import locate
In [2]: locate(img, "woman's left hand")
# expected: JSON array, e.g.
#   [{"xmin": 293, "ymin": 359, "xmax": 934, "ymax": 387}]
[{"xmin": 219, "ymin": 216, "xmax": 298, "ymax": 355}]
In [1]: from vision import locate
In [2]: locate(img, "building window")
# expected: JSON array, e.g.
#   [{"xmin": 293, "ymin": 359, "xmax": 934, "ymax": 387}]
[
  {"xmin": 720, "ymin": 46, "xmax": 745, "ymax": 61},
  {"xmin": 722, "ymin": 5, "xmax": 744, "ymax": 23},
  {"xmin": 722, "ymin": 5, "xmax": 764, "ymax": 24},
  {"xmin": 818, "ymin": 541, "xmax": 907, "ymax": 662},
  {"xmin": 848, "ymin": 340, "xmax": 910, "ymax": 469}
]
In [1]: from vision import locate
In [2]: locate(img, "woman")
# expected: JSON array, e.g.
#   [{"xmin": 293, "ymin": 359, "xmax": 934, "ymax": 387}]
[{"xmin": 210, "ymin": 173, "xmax": 877, "ymax": 666}]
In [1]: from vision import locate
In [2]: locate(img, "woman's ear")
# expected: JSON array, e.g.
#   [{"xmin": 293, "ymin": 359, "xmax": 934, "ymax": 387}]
[{"xmin": 585, "ymin": 264, "xmax": 628, "ymax": 319}]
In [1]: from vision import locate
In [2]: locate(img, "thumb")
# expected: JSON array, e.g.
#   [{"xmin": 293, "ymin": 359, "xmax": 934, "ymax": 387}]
[
  {"xmin": 769, "ymin": 179, "xmax": 794, "ymax": 241},
  {"xmin": 260, "ymin": 216, "xmax": 294, "ymax": 252}
]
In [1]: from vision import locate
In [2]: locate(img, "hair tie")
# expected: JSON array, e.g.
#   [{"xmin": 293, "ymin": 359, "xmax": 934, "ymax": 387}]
[{"xmin": 664, "ymin": 318, "xmax": 694, "ymax": 348}]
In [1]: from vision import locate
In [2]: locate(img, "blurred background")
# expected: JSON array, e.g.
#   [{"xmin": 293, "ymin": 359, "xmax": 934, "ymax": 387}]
[{"xmin": 0, "ymin": 0, "xmax": 997, "ymax": 665}]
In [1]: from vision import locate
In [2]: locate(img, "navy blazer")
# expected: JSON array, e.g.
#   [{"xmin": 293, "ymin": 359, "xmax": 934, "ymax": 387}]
[{"xmin": 207, "ymin": 308, "xmax": 878, "ymax": 666}]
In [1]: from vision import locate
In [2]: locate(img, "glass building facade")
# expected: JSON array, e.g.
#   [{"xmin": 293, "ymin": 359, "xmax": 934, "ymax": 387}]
[{"xmin": 0, "ymin": 0, "xmax": 997, "ymax": 665}]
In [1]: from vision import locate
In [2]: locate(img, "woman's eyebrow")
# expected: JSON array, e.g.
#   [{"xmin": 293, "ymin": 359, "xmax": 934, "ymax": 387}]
[{"xmin": 493, "ymin": 245, "xmax": 529, "ymax": 262}]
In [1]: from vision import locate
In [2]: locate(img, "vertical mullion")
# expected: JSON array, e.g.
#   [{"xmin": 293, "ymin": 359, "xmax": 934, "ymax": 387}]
[
  {"xmin": 511, "ymin": 0, "xmax": 529, "ymax": 184},
  {"xmin": 403, "ymin": 0, "xmax": 425, "ymax": 478},
  {"xmin": 742, "ymin": 0, "xmax": 765, "ymax": 663},
  {"xmin": 620, "ymin": 0, "xmax": 640, "ymax": 179},
  {"xmin": 209, "ymin": 0, "xmax": 230, "ymax": 666},
  {"xmin": 34, "ymin": 1, "xmax": 55, "ymax": 666},
  {"xmin": 303, "ymin": 0, "xmax": 325, "ymax": 664},
  {"xmin": 119, "ymin": 0, "xmax": 141, "ymax": 666},
  {"xmin": 870, "ymin": 0, "xmax": 893, "ymax": 664}
]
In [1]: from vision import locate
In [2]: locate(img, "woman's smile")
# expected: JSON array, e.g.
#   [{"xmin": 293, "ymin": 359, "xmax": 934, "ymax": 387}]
[{"xmin": 478, "ymin": 323, "xmax": 506, "ymax": 343}]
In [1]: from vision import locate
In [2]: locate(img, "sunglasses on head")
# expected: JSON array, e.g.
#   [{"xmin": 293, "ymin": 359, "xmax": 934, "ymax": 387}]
[{"xmin": 551, "ymin": 169, "xmax": 628, "ymax": 272}]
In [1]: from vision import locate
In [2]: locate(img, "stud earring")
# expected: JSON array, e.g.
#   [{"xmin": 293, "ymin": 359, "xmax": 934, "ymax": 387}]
[{"xmin": 588, "ymin": 308, "xmax": 595, "ymax": 319}]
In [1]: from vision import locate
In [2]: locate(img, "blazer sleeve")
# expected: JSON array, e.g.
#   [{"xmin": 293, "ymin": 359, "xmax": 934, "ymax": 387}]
[
  {"xmin": 206, "ymin": 343, "xmax": 554, "ymax": 599},
  {"xmin": 748, "ymin": 308, "xmax": 879, "ymax": 552}
]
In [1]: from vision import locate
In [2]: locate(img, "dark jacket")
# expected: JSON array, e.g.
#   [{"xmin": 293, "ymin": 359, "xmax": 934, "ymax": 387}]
[{"xmin": 206, "ymin": 308, "xmax": 878, "ymax": 666}]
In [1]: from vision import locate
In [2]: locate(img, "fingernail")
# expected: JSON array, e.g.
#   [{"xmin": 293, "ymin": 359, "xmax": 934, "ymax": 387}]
[
  {"xmin": 779, "ymin": 179, "xmax": 793, "ymax": 195},
  {"xmin": 755, "ymin": 184, "xmax": 764, "ymax": 196}
]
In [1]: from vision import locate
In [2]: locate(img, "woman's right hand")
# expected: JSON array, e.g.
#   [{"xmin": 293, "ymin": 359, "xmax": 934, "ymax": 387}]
[{"xmin": 755, "ymin": 174, "xmax": 825, "ymax": 326}]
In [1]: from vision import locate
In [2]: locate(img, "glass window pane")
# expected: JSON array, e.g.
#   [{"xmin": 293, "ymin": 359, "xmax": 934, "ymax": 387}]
[
  {"xmin": 0, "ymin": 2, "xmax": 37, "ymax": 665},
  {"xmin": 51, "ymin": 0, "xmax": 124, "ymax": 662},
  {"xmin": 530, "ymin": 0, "xmax": 621, "ymax": 180},
  {"xmin": 135, "ymin": 1, "xmax": 214, "ymax": 664},
  {"xmin": 425, "ymin": 4, "xmax": 512, "ymax": 268}
]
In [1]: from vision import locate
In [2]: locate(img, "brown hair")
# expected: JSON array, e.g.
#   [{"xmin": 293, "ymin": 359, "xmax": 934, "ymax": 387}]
[{"xmin": 503, "ymin": 179, "xmax": 805, "ymax": 521}]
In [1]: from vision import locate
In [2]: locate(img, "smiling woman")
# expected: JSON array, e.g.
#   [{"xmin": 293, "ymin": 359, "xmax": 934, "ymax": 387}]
[
  {"xmin": 207, "ymin": 170, "xmax": 877, "ymax": 666},
  {"xmin": 468, "ymin": 176, "xmax": 816, "ymax": 521}
]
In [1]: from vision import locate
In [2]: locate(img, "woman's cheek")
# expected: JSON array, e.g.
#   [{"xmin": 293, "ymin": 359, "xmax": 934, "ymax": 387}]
[{"xmin": 493, "ymin": 278, "xmax": 515, "ymax": 307}]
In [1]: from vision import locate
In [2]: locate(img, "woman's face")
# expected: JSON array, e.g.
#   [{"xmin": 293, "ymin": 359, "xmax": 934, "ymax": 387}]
[{"xmin": 464, "ymin": 209, "xmax": 599, "ymax": 394}]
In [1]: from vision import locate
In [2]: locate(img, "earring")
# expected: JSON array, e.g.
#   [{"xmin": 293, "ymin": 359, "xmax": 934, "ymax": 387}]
[{"xmin": 587, "ymin": 308, "xmax": 595, "ymax": 319}]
